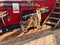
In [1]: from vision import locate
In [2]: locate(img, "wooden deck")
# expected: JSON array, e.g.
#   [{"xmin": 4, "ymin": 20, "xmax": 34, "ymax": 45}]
[{"xmin": 0, "ymin": 25, "xmax": 59, "ymax": 45}]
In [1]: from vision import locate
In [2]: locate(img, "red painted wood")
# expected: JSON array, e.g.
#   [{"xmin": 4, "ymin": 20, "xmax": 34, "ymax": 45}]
[{"xmin": 0, "ymin": 0, "xmax": 56, "ymax": 28}]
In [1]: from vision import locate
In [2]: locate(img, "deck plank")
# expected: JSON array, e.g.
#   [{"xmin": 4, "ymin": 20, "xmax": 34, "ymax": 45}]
[{"xmin": 0, "ymin": 29, "xmax": 20, "ymax": 41}]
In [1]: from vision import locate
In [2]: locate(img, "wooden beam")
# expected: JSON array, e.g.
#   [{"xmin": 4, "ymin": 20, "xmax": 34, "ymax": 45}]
[{"xmin": 0, "ymin": 29, "xmax": 20, "ymax": 41}]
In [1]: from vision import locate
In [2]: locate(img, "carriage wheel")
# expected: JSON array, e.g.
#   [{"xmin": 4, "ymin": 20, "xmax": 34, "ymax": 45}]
[{"xmin": 21, "ymin": 24, "xmax": 28, "ymax": 33}]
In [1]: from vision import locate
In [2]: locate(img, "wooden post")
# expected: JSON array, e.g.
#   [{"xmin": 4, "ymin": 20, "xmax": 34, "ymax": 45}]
[{"xmin": 36, "ymin": 8, "xmax": 41, "ymax": 29}]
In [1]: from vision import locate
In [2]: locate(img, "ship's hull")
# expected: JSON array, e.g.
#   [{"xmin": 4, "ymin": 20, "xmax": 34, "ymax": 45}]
[{"xmin": 0, "ymin": 0, "xmax": 56, "ymax": 33}]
